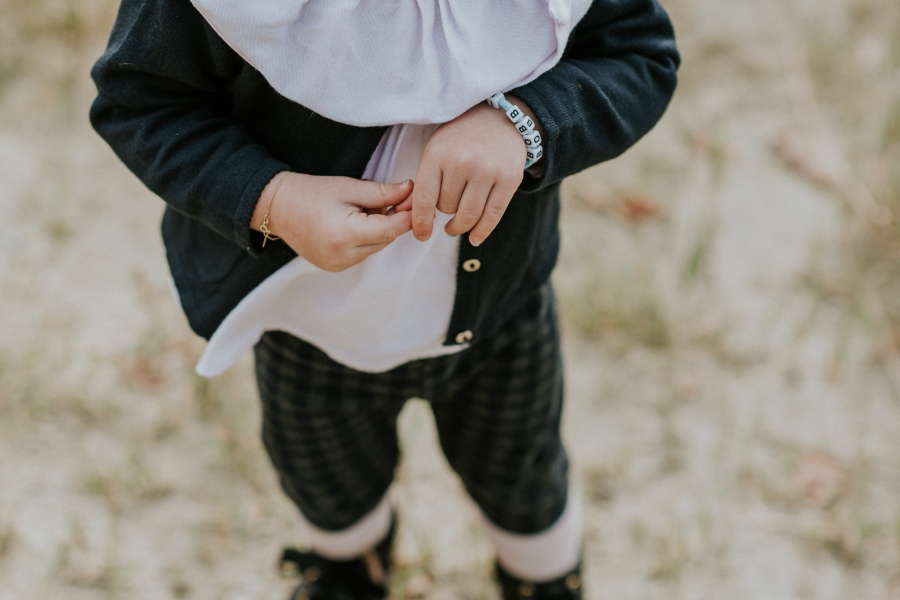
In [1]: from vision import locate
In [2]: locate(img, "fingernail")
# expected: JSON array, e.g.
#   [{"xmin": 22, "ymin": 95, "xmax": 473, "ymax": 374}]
[
  {"xmin": 447, "ymin": 232, "xmax": 457, "ymax": 238},
  {"xmin": 470, "ymin": 238, "xmax": 482, "ymax": 247},
  {"xmin": 400, "ymin": 179, "xmax": 411, "ymax": 186}
]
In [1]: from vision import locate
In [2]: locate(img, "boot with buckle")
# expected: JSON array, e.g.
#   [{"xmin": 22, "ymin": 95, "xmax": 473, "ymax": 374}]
[
  {"xmin": 278, "ymin": 523, "xmax": 394, "ymax": 600},
  {"xmin": 496, "ymin": 562, "xmax": 583, "ymax": 600}
]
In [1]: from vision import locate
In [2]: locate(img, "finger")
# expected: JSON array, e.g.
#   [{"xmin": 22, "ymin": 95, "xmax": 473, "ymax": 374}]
[
  {"xmin": 392, "ymin": 195, "xmax": 413, "ymax": 213},
  {"xmin": 466, "ymin": 179, "xmax": 518, "ymax": 247},
  {"xmin": 353, "ymin": 179, "xmax": 413, "ymax": 210},
  {"xmin": 346, "ymin": 208, "xmax": 412, "ymax": 246},
  {"xmin": 436, "ymin": 167, "xmax": 466, "ymax": 215},
  {"xmin": 410, "ymin": 156, "xmax": 442, "ymax": 241},
  {"xmin": 444, "ymin": 180, "xmax": 491, "ymax": 236},
  {"xmin": 380, "ymin": 184, "xmax": 416, "ymax": 214},
  {"xmin": 388, "ymin": 208, "xmax": 413, "ymax": 236}
]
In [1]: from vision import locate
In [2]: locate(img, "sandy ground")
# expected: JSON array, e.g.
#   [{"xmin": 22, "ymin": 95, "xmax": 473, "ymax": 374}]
[{"xmin": 2, "ymin": 0, "xmax": 900, "ymax": 598}]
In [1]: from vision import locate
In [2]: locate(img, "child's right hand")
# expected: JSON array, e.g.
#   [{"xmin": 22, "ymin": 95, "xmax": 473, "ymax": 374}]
[{"xmin": 251, "ymin": 172, "xmax": 414, "ymax": 272}]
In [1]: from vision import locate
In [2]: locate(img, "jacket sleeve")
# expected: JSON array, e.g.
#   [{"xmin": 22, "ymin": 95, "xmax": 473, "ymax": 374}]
[
  {"xmin": 89, "ymin": 0, "xmax": 291, "ymax": 252},
  {"xmin": 511, "ymin": 0, "xmax": 680, "ymax": 190}
]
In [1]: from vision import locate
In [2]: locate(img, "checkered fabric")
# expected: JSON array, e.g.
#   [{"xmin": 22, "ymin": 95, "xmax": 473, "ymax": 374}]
[{"xmin": 254, "ymin": 284, "xmax": 568, "ymax": 534}]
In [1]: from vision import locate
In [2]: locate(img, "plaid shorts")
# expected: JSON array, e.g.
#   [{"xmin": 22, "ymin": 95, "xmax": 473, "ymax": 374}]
[{"xmin": 253, "ymin": 283, "xmax": 568, "ymax": 535}]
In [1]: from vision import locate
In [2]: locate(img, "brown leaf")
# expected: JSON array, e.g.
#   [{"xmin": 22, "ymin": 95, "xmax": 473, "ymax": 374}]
[
  {"xmin": 771, "ymin": 131, "xmax": 840, "ymax": 191},
  {"xmin": 118, "ymin": 356, "xmax": 163, "ymax": 389},
  {"xmin": 617, "ymin": 193, "xmax": 662, "ymax": 222}
]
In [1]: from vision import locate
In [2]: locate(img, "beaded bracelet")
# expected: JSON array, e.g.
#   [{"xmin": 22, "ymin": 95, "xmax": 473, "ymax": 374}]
[{"xmin": 487, "ymin": 92, "xmax": 543, "ymax": 169}]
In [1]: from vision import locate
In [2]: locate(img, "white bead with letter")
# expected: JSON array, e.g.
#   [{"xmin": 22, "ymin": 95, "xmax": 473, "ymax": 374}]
[
  {"xmin": 505, "ymin": 106, "xmax": 524, "ymax": 123},
  {"xmin": 526, "ymin": 146, "xmax": 543, "ymax": 161},
  {"xmin": 523, "ymin": 130, "xmax": 541, "ymax": 147},
  {"xmin": 516, "ymin": 116, "xmax": 535, "ymax": 134}
]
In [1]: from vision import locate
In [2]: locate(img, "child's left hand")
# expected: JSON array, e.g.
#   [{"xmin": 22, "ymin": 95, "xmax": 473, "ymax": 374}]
[{"xmin": 407, "ymin": 96, "xmax": 541, "ymax": 247}]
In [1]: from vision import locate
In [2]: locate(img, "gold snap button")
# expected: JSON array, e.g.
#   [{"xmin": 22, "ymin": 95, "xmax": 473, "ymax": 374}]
[
  {"xmin": 565, "ymin": 574, "xmax": 581, "ymax": 591},
  {"xmin": 463, "ymin": 259, "xmax": 481, "ymax": 272},
  {"xmin": 518, "ymin": 582, "xmax": 536, "ymax": 597},
  {"xmin": 279, "ymin": 560, "xmax": 300, "ymax": 577},
  {"xmin": 455, "ymin": 330, "xmax": 473, "ymax": 344}
]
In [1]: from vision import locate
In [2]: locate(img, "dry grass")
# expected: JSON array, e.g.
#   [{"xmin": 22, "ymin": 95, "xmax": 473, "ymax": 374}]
[
  {"xmin": 790, "ymin": 0, "xmax": 900, "ymax": 345},
  {"xmin": 561, "ymin": 269, "xmax": 672, "ymax": 349},
  {"xmin": 0, "ymin": 0, "xmax": 117, "ymax": 120}
]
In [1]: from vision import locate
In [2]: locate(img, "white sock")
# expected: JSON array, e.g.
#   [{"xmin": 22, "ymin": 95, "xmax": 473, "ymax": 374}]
[
  {"xmin": 480, "ymin": 494, "xmax": 583, "ymax": 582},
  {"xmin": 296, "ymin": 495, "xmax": 393, "ymax": 560}
]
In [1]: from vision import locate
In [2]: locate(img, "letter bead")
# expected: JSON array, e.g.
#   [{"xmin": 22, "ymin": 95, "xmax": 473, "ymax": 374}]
[
  {"xmin": 505, "ymin": 105, "xmax": 524, "ymax": 123},
  {"xmin": 523, "ymin": 130, "xmax": 542, "ymax": 147},
  {"xmin": 516, "ymin": 116, "xmax": 535, "ymax": 134},
  {"xmin": 488, "ymin": 93, "xmax": 505, "ymax": 109},
  {"xmin": 526, "ymin": 146, "xmax": 543, "ymax": 162}
]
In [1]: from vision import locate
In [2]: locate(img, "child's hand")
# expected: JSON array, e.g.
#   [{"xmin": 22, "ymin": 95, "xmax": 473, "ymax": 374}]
[
  {"xmin": 410, "ymin": 96, "xmax": 539, "ymax": 246},
  {"xmin": 251, "ymin": 173, "xmax": 413, "ymax": 272}
]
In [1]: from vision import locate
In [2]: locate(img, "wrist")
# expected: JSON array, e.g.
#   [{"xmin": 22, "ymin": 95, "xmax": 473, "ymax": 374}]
[
  {"xmin": 488, "ymin": 93, "xmax": 545, "ymax": 168},
  {"xmin": 251, "ymin": 170, "xmax": 294, "ymax": 237}
]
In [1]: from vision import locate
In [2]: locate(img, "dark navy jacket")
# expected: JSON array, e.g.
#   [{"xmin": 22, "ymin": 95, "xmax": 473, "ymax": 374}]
[{"xmin": 90, "ymin": 0, "xmax": 679, "ymax": 346}]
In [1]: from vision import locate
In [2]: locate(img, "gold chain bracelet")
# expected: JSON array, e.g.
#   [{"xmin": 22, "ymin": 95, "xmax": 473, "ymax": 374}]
[{"xmin": 260, "ymin": 172, "xmax": 292, "ymax": 247}]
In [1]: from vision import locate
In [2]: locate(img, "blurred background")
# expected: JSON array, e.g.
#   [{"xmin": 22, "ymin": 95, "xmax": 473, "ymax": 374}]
[{"xmin": 1, "ymin": 0, "xmax": 899, "ymax": 598}]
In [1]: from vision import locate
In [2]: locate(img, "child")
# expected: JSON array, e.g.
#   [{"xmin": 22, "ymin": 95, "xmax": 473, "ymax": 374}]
[{"xmin": 90, "ymin": 0, "xmax": 679, "ymax": 598}]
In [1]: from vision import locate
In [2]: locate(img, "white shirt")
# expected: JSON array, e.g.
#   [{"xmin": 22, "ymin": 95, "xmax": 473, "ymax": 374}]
[{"xmin": 196, "ymin": 124, "xmax": 466, "ymax": 376}]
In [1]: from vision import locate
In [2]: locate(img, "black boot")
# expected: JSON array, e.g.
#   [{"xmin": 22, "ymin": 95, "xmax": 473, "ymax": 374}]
[
  {"xmin": 496, "ymin": 562, "xmax": 583, "ymax": 600},
  {"xmin": 278, "ymin": 524, "xmax": 393, "ymax": 600}
]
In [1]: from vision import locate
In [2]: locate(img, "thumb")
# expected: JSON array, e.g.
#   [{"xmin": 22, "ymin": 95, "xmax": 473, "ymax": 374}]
[{"xmin": 353, "ymin": 179, "xmax": 413, "ymax": 209}]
